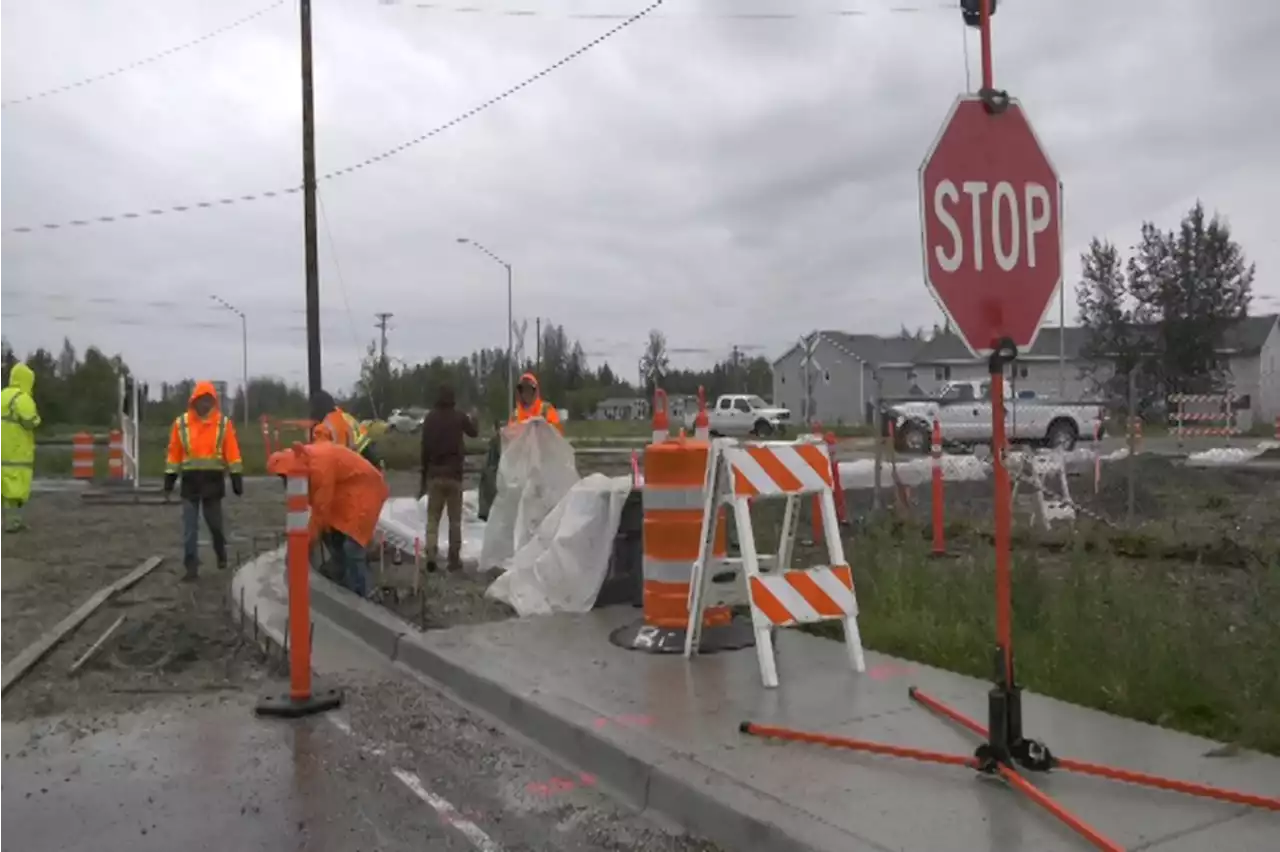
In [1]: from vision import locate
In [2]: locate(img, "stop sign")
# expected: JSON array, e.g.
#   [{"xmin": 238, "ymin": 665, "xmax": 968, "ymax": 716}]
[{"xmin": 919, "ymin": 95, "xmax": 1062, "ymax": 355}]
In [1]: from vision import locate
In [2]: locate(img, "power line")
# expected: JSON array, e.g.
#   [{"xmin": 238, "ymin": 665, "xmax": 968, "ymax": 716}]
[
  {"xmin": 1, "ymin": 1, "xmax": 286, "ymax": 109},
  {"xmin": 6, "ymin": 0, "xmax": 668, "ymax": 236},
  {"xmin": 375, "ymin": 1, "xmax": 958, "ymax": 19}
]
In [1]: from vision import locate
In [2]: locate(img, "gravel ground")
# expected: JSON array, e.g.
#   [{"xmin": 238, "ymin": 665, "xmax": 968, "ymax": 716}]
[{"xmin": 1, "ymin": 480, "xmax": 284, "ymax": 723}]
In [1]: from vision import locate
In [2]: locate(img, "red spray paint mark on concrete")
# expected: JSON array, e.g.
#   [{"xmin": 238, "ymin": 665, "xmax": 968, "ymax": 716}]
[{"xmin": 867, "ymin": 663, "xmax": 915, "ymax": 681}]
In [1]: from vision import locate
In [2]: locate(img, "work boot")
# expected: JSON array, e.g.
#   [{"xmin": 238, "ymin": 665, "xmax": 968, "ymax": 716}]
[
  {"xmin": 447, "ymin": 552, "xmax": 463, "ymax": 573},
  {"xmin": 217, "ymin": 558, "xmax": 228, "ymax": 571},
  {"xmin": 425, "ymin": 559, "xmax": 438, "ymax": 574},
  {"xmin": 182, "ymin": 564, "xmax": 199, "ymax": 582}
]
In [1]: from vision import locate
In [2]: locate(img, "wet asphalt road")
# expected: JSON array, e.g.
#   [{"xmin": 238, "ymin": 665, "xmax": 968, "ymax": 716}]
[{"xmin": 3, "ymin": 676, "xmax": 717, "ymax": 852}]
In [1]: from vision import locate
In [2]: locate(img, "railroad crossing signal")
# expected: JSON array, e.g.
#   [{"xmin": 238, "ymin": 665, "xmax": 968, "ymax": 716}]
[{"xmin": 918, "ymin": 94, "xmax": 1062, "ymax": 356}]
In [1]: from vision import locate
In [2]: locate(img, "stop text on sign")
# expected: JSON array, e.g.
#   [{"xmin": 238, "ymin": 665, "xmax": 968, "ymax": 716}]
[{"xmin": 932, "ymin": 180, "xmax": 1053, "ymax": 274}]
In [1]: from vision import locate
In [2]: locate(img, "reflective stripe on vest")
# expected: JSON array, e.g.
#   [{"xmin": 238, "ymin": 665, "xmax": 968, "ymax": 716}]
[
  {"xmin": 342, "ymin": 412, "xmax": 370, "ymax": 451},
  {"xmin": 176, "ymin": 413, "xmax": 229, "ymax": 471},
  {"xmin": 1, "ymin": 392, "xmax": 38, "ymax": 430}
]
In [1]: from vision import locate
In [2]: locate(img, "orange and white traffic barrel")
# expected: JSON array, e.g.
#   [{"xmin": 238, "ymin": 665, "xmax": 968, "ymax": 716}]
[
  {"xmin": 610, "ymin": 432, "xmax": 749, "ymax": 654},
  {"xmin": 72, "ymin": 432, "xmax": 95, "ymax": 480},
  {"xmin": 107, "ymin": 430, "xmax": 125, "ymax": 480}
]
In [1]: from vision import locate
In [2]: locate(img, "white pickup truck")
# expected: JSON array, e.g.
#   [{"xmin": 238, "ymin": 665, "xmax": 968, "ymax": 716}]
[
  {"xmin": 684, "ymin": 394, "xmax": 792, "ymax": 438},
  {"xmin": 884, "ymin": 380, "xmax": 1105, "ymax": 454}
]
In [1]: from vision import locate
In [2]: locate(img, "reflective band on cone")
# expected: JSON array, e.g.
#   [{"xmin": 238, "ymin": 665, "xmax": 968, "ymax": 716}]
[
  {"xmin": 72, "ymin": 432, "xmax": 95, "ymax": 480},
  {"xmin": 108, "ymin": 429, "xmax": 124, "ymax": 479},
  {"xmin": 255, "ymin": 449, "xmax": 342, "ymax": 719}
]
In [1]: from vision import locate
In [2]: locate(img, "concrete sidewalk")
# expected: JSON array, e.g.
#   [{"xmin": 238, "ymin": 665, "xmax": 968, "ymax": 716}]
[{"xmin": 234, "ymin": 552, "xmax": 1280, "ymax": 852}]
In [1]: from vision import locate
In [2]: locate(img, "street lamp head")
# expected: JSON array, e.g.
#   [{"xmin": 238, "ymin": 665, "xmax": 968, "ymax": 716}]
[{"xmin": 456, "ymin": 237, "xmax": 469, "ymax": 244}]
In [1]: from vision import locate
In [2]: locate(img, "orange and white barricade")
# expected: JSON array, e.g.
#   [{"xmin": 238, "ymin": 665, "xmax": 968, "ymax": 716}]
[{"xmin": 685, "ymin": 435, "xmax": 866, "ymax": 688}]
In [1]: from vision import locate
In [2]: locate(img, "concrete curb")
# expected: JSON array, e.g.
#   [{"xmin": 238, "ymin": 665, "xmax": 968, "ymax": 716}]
[
  {"xmin": 226, "ymin": 547, "xmax": 292, "ymax": 674},
  {"xmin": 304, "ymin": 577, "xmax": 855, "ymax": 852}
]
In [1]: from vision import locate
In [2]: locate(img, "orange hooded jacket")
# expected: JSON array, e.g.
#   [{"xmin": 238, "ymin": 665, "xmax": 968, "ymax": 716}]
[
  {"xmin": 267, "ymin": 442, "xmax": 388, "ymax": 547},
  {"xmin": 165, "ymin": 381, "xmax": 242, "ymax": 499},
  {"xmin": 509, "ymin": 372, "xmax": 563, "ymax": 434}
]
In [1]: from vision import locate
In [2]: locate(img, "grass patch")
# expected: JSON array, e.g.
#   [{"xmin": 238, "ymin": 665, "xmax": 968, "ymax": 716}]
[{"xmin": 809, "ymin": 523, "xmax": 1280, "ymax": 754}]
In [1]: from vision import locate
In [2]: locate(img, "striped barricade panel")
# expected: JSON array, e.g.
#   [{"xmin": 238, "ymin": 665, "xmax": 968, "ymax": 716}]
[
  {"xmin": 748, "ymin": 564, "xmax": 856, "ymax": 627},
  {"xmin": 724, "ymin": 442, "xmax": 833, "ymax": 497}
]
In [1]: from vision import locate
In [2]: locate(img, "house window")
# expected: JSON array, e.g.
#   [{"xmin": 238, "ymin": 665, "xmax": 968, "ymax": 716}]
[
  {"xmin": 1018, "ymin": 366, "xmax": 1028, "ymax": 379},
  {"xmin": 935, "ymin": 366, "xmax": 951, "ymax": 381}
]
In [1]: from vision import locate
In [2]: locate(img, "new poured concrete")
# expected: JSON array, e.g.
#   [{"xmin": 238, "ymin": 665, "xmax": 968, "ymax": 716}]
[{"xmin": 400, "ymin": 610, "xmax": 1279, "ymax": 852}]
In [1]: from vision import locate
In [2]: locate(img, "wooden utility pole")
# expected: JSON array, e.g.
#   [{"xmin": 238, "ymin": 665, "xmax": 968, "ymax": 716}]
[
  {"xmin": 375, "ymin": 312, "xmax": 393, "ymax": 363},
  {"xmin": 301, "ymin": 0, "xmax": 322, "ymax": 397},
  {"xmin": 535, "ymin": 317, "xmax": 541, "ymax": 374}
]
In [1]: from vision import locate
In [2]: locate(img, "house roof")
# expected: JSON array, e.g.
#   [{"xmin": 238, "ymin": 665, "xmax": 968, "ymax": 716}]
[
  {"xmin": 772, "ymin": 331, "xmax": 926, "ymax": 367},
  {"xmin": 1220, "ymin": 314, "xmax": 1277, "ymax": 354},
  {"xmin": 913, "ymin": 326, "xmax": 1093, "ymax": 362},
  {"xmin": 779, "ymin": 315, "xmax": 1278, "ymax": 368}
]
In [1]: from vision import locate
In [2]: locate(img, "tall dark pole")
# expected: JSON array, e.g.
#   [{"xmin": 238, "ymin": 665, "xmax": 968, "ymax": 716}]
[{"xmin": 301, "ymin": 0, "xmax": 322, "ymax": 397}]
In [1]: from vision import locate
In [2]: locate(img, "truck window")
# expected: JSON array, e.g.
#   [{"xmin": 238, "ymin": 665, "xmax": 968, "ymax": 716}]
[
  {"xmin": 734, "ymin": 399, "xmax": 752, "ymax": 413},
  {"xmin": 941, "ymin": 384, "xmax": 974, "ymax": 403},
  {"xmin": 718, "ymin": 398, "xmax": 732, "ymax": 411}
]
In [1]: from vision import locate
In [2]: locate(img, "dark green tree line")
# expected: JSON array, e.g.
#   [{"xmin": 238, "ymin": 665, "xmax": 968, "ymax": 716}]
[{"xmin": 1076, "ymin": 200, "xmax": 1255, "ymax": 405}]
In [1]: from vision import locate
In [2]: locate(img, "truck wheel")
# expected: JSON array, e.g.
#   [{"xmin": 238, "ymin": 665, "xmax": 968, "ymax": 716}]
[
  {"xmin": 752, "ymin": 419, "xmax": 774, "ymax": 438},
  {"xmin": 1046, "ymin": 419, "xmax": 1078, "ymax": 451},
  {"xmin": 900, "ymin": 423, "xmax": 929, "ymax": 455}
]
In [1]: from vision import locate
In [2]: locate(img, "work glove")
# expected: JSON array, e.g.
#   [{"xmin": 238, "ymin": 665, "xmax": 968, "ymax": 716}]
[
  {"xmin": 230, "ymin": 473, "xmax": 244, "ymax": 496},
  {"xmin": 163, "ymin": 473, "xmax": 177, "ymax": 494}
]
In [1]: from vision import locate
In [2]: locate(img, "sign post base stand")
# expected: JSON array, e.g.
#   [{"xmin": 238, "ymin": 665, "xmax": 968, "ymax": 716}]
[
  {"xmin": 256, "ymin": 686, "xmax": 343, "ymax": 719},
  {"xmin": 739, "ymin": 340, "xmax": 1279, "ymax": 851}
]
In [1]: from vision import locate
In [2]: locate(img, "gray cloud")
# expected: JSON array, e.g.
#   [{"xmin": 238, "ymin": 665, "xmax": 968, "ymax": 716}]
[{"xmin": 3, "ymin": 0, "xmax": 1278, "ymax": 392}]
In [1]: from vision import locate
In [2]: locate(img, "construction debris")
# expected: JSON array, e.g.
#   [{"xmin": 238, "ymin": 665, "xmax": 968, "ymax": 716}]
[
  {"xmin": 68, "ymin": 615, "xmax": 127, "ymax": 676},
  {"xmin": 1, "ymin": 555, "xmax": 163, "ymax": 694}
]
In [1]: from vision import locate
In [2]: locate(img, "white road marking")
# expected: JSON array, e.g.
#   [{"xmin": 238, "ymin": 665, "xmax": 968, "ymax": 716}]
[
  {"xmin": 327, "ymin": 715, "xmax": 501, "ymax": 851},
  {"xmin": 392, "ymin": 768, "xmax": 505, "ymax": 852}
]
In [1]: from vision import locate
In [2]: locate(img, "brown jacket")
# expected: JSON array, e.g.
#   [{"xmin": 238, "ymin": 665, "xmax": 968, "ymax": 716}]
[{"xmin": 420, "ymin": 387, "xmax": 478, "ymax": 487}]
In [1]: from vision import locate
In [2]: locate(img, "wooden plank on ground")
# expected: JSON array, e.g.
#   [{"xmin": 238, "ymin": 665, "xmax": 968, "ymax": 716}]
[
  {"xmin": 1, "ymin": 555, "xmax": 163, "ymax": 694},
  {"xmin": 67, "ymin": 615, "xmax": 127, "ymax": 676}
]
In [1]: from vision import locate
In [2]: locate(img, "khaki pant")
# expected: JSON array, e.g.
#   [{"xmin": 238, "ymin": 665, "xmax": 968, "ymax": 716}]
[{"xmin": 425, "ymin": 478, "xmax": 463, "ymax": 567}]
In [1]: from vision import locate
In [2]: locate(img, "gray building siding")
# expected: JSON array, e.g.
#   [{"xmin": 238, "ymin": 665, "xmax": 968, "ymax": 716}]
[
  {"xmin": 773, "ymin": 336, "xmax": 878, "ymax": 427},
  {"xmin": 1259, "ymin": 322, "xmax": 1280, "ymax": 428}
]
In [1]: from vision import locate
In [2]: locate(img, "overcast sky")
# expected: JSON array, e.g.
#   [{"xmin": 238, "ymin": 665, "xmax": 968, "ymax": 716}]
[{"xmin": 3, "ymin": 0, "xmax": 1278, "ymax": 394}]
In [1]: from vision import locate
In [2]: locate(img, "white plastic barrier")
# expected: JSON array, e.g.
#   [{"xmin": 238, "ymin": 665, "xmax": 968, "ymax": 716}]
[
  {"xmin": 486, "ymin": 473, "xmax": 633, "ymax": 617},
  {"xmin": 376, "ymin": 489, "xmax": 486, "ymax": 566}
]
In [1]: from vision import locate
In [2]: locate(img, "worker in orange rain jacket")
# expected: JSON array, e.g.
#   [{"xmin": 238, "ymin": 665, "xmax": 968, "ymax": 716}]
[
  {"xmin": 267, "ymin": 441, "xmax": 388, "ymax": 598},
  {"xmin": 164, "ymin": 381, "xmax": 243, "ymax": 582},
  {"xmin": 310, "ymin": 390, "xmax": 377, "ymax": 465},
  {"xmin": 509, "ymin": 372, "xmax": 563, "ymax": 434}
]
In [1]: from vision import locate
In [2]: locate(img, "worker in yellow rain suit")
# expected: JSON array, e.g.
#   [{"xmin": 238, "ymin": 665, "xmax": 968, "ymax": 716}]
[{"xmin": 1, "ymin": 363, "xmax": 41, "ymax": 533}]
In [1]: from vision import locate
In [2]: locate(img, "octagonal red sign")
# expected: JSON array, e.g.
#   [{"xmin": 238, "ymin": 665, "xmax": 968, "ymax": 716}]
[{"xmin": 919, "ymin": 95, "xmax": 1062, "ymax": 356}]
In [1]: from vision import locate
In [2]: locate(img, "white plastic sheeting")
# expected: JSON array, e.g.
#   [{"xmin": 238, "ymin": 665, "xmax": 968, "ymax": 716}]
[
  {"xmin": 1185, "ymin": 444, "xmax": 1271, "ymax": 466},
  {"xmin": 376, "ymin": 489, "xmax": 486, "ymax": 566},
  {"xmin": 838, "ymin": 454, "xmax": 989, "ymax": 488},
  {"xmin": 486, "ymin": 473, "xmax": 633, "ymax": 616},
  {"xmin": 479, "ymin": 419, "xmax": 580, "ymax": 572}
]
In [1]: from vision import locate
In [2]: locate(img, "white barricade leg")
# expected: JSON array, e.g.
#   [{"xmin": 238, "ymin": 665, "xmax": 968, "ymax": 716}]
[
  {"xmin": 818, "ymin": 486, "xmax": 865, "ymax": 674},
  {"xmin": 734, "ymin": 495, "xmax": 780, "ymax": 689}
]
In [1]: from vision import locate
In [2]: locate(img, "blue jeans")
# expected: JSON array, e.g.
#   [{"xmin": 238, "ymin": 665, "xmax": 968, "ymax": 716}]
[
  {"xmin": 324, "ymin": 531, "xmax": 368, "ymax": 597},
  {"xmin": 182, "ymin": 498, "xmax": 226, "ymax": 570}
]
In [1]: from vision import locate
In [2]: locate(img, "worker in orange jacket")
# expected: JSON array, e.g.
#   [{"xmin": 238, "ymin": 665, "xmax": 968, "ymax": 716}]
[
  {"xmin": 310, "ymin": 389, "xmax": 377, "ymax": 464},
  {"xmin": 268, "ymin": 441, "xmax": 388, "ymax": 597},
  {"xmin": 509, "ymin": 372, "xmax": 563, "ymax": 434},
  {"xmin": 164, "ymin": 381, "xmax": 243, "ymax": 581}
]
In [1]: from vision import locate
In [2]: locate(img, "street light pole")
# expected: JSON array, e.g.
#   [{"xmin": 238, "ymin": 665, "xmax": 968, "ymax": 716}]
[
  {"xmin": 210, "ymin": 295, "xmax": 249, "ymax": 432},
  {"xmin": 457, "ymin": 237, "xmax": 515, "ymax": 415}
]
